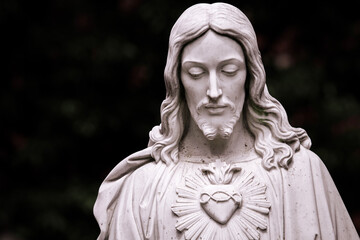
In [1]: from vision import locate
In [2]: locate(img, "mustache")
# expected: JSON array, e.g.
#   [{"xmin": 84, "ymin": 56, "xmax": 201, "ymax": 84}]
[{"xmin": 196, "ymin": 96, "xmax": 236, "ymax": 114}]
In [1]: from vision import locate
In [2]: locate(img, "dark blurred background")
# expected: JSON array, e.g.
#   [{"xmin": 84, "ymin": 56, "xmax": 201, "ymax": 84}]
[{"xmin": 1, "ymin": 0, "xmax": 359, "ymax": 239}]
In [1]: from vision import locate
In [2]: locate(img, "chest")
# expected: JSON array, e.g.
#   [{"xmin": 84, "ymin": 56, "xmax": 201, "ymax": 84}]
[{"xmin": 148, "ymin": 161, "xmax": 280, "ymax": 240}]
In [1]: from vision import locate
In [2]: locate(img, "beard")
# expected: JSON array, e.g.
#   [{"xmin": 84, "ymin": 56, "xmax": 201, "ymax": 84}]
[{"xmin": 194, "ymin": 96, "xmax": 241, "ymax": 141}]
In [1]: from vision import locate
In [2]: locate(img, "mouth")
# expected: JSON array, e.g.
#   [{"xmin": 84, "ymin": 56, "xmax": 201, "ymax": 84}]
[{"xmin": 204, "ymin": 104, "xmax": 227, "ymax": 114}]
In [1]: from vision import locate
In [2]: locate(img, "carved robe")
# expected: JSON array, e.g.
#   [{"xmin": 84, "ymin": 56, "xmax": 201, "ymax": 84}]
[{"xmin": 93, "ymin": 146, "xmax": 359, "ymax": 240}]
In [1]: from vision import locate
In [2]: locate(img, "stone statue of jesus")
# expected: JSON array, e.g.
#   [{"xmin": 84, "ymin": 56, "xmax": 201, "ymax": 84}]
[{"xmin": 94, "ymin": 3, "xmax": 359, "ymax": 239}]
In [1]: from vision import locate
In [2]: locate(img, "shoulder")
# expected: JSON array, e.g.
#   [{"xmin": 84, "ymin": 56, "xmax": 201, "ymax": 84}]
[
  {"xmin": 129, "ymin": 160, "xmax": 159, "ymax": 180},
  {"xmin": 123, "ymin": 153, "xmax": 167, "ymax": 190},
  {"xmin": 285, "ymin": 147, "xmax": 336, "ymax": 189},
  {"xmin": 284, "ymin": 146, "xmax": 330, "ymax": 182},
  {"xmin": 291, "ymin": 146, "xmax": 325, "ymax": 170},
  {"xmin": 104, "ymin": 147, "xmax": 154, "ymax": 182},
  {"xmin": 293, "ymin": 146, "xmax": 320, "ymax": 161}
]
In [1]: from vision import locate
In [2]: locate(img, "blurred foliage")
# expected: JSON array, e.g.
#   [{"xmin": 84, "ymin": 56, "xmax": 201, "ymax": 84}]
[{"xmin": 1, "ymin": 0, "xmax": 359, "ymax": 239}]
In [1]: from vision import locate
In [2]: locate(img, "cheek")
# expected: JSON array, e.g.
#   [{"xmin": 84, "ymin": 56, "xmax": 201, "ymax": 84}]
[
  {"xmin": 181, "ymin": 77, "xmax": 206, "ymax": 106},
  {"xmin": 185, "ymin": 88, "xmax": 204, "ymax": 113},
  {"xmin": 182, "ymin": 82, "xmax": 200, "ymax": 109},
  {"xmin": 226, "ymin": 80, "xmax": 246, "ymax": 104},
  {"xmin": 184, "ymin": 90, "xmax": 197, "ymax": 107}
]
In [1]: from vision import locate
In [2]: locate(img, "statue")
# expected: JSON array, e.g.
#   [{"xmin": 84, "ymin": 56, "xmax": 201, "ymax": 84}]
[{"xmin": 94, "ymin": 3, "xmax": 359, "ymax": 239}]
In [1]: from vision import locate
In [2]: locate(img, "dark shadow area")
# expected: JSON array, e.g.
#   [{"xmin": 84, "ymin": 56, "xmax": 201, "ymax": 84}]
[{"xmin": 1, "ymin": 0, "xmax": 359, "ymax": 239}]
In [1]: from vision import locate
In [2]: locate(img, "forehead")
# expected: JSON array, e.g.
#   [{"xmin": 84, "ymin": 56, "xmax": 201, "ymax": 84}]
[{"xmin": 181, "ymin": 30, "xmax": 245, "ymax": 64}]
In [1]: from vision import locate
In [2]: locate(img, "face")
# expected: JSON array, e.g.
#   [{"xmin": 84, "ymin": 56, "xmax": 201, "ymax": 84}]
[{"xmin": 181, "ymin": 30, "xmax": 247, "ymax": 140}]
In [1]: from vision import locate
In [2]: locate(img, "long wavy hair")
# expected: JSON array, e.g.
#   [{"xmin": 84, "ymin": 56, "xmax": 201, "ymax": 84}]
[{"xmin": 149, "ymin": 3, "xmax": 311, "ymax": 170}]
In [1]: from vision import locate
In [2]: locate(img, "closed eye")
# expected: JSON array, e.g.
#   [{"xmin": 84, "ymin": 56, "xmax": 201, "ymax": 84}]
[
  {"xmin": 188, "ymin": 67, "xmax": 205, "ymax": 79},
  {"xmin": 221, "ymin": 64, "xmax": 239, "ymax": 76}
]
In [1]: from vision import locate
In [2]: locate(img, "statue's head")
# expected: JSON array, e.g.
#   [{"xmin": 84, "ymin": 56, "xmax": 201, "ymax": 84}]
[
  {"xmin": 180, "ymin": 30, "xmax": 247, "ymax": 141},
  {"xmin": 150, "ymin": 3, "xmax": 311, "ymax": 169}
]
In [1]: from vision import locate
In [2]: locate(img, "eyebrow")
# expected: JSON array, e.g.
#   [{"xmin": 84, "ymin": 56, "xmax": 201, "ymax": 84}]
[{"xmin": 181, "ymin": 57, "xmax": 245, "ymax": 67}]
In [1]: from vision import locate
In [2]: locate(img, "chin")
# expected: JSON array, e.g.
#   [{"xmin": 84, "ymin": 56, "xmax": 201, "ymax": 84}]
[
  {"xmin": 201, "ymin": 123, "xmax": 235, "ymax": 141},
  {"xmin": 197, "ymin": 113, "xmax": 240, "ymax": 141}
]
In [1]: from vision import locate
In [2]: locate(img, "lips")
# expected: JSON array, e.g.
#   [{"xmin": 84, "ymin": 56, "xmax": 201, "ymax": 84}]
[
  {"xmin": 195, "ymin": 96, "xmax": 235, "ymax": 115},
  {"xmin": 204, "ymin": 104, "xmax": 227, "ymax": 114},
  {"xmin": 205, "ymin": 103, "xmax": 226, "ymax": 108}
]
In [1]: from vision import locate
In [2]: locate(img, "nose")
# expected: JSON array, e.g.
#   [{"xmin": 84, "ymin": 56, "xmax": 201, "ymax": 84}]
[{"xmin": 206, "ymin": 72, "xmax": 222, "ymax": 100}]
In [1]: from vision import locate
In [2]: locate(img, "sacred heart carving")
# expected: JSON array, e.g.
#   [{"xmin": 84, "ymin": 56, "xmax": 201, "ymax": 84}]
[
  {"xmin": 171, "ymin": 162, "xmax": 270, "ymax": 240},
  {"xmin": 199, "ymin": 184, "xmax": 242, "ymax": 224}
]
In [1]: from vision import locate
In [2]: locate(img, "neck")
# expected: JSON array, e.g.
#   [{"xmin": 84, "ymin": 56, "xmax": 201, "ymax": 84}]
[{"xmin": 179, "ymin": 116, "xmax": 256, "ymax": 163}]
